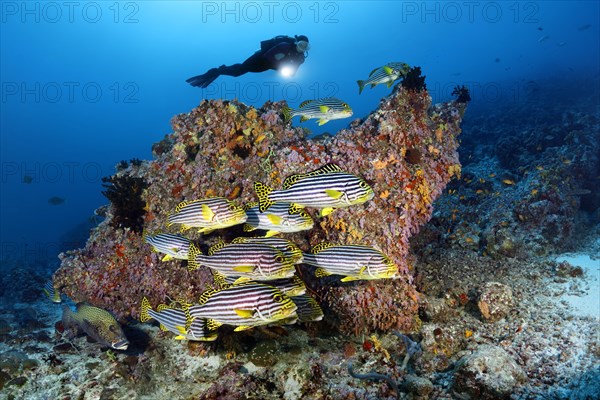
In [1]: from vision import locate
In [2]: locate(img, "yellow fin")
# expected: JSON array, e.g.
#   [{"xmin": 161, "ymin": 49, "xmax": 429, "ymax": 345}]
[
  {"xmin": 174, "ymin": 200, "xmax": 191, "ymax": 213},
  {"xmin": 139, "ymin": 297, "xmax": 152, "ymax": 322},
  {"xmin": 234, "ymin": 309, "xmax": 255, "ymax": 318},
  {"xmin": 202, "ymin": 204, "xmax": 214, "ymax": 221},
  {"xmin": 319, "ymin": 207, "xmax": 335, "ymax": 217},
  {"xmin": 187, "ymin": 243, "xmax": 203, "ymax": 271},
  {"xmin": 264, "ymin": 230, "xmax": 279, "ymax": 238},
  {"xmin": 300, "ymin": 115, "xmax": 310, "ymax": 122},
  {"xmin": 197, "ymin": 288, "xmax": 217, "ymax": 306},
  {"xmin": 174, "ymin": 335, "xmax": 186, "ymax": 340},
  {"xmin": 324, "ymin": 189, "xmax": 343, "ymax": 199},
  {"xmin": 233, "ymin": 276, "xmax": 251, "ymax": 284},
  {"xmin": 282, "ymin": 164, "xmax": 342, "ymax": 189},
  {"xmin": 234, "ymin": 326, "xmax": 253, "ymax": 332},
  {"xmin": 254, "ymin": 182, "xmax": 274, "ymax": 212},
  {"xmin": 266, "ymin": 214, "xmax": 283, "ymax": 225},
  {"xmin": 233, "ymin": 265, "xmax": 255, "ymax": 273},
  {"xmin": 243, "ymin": 224, "xmax": 256, "ymax": 232},
  {"xmin": 208, "ymin": 241, "xmax": 226, "ymax": 256},
  {"xmin": 176, "ymin": 326, "xmax": 187, "ymax": 334},
  {"xmin": 340, "ymin": 276, "xmax": 360, "ymax": 282},
  {"xmin": 243, "ymin": 201, "xmax": 258, "ymax": 211},
  {"xmin": 383, "ymin": 65, "xmax": 393, "ymax": 75},
  {"xmin": 311, "ymin": 242, "xmax": 334, "ymax": 253},
  {"xmin": 202, "ymin": 333, "xmax": 219, "ymax": 341},
  {"xmin": 319, "ymin": 105, "xmax": 329, "ymax": 113},
  {"xmin": 206, "ymin": 319, "xmax": 222, "ymax": 330},
  {"xmin": 315, "ymin": 268, "xmax": 331, "ymax": 277},
  {"xmin": 317, "ymin": 118, "xmax": 329, "ymax": 126},
  {"xmin": 161, "ymin": 254, "xmax": 173, "ymax": 262}
]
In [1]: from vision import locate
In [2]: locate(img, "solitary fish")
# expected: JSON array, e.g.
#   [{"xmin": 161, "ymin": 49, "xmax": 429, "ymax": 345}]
[
  {"xmin": 62, "ymin": 303, "xmax": 129, "ymax": 350},
  {"xmin": 139, "ymin": 297, "xmax": 217, "ymax": 341},
  {"xmin": 144, "ymin": 232, "xmax": 191, "ymax": 261},
  {"xmin": 43, "ymin": 281, "xmax": 61, "ymax": 303},
  {"xmin": 243, "ymin": 202, "xmax": 314, "ymax": 237},
  {"xmin": 167, "ymin": 197, "xmax": 247, "ymax": 233},
  {"xmin": 188, "ymin": 242, "xmax": 297, "ymax": 282},
  {"xmin": 48, "ymin": 196, "xmax": 65, "ymax": 206},
  {"xmin": 254, "ymin": 164, "xmax": 374, "ymax": 217},
  {"xmin": 357, "ymin": 62, "xmax": 410, "ymax": 94},
  {"xmin": 302, "ymin": 242, "xmax": 399, "ymax": 282},
  {"xmin": 282, "ymin": 98, "xmax": 353, "ymax": 125},
  {"xmin": 185, "ymin": 283, "xmax": 297, "ymax": 331}
]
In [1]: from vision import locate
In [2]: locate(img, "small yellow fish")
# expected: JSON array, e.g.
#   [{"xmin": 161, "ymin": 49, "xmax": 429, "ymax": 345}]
[{"xmin": 502, "ymin": 179, "xmax": 515, "ymax": 185}]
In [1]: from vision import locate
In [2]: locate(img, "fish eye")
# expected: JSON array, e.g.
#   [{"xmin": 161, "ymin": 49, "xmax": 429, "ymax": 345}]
[
  {"xmin": 228, "ymin": 204, "xmax": 236, "ymax": 210},
  {"xmin": 273, "ymin": 294, "xmax": 283, "ymax": 302},
  {"xmin": 275, "ymin": 255, "xmax": 284, "ymax": 263},
  {"xmin": 359, "ymin": 181, "xmax": 369, "ymax": 188}
]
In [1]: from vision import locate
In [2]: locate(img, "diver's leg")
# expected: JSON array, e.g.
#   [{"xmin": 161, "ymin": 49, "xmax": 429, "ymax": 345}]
[
  {"xmin": 218, "ymin": 52, "xmax": 270, "ymax": 77},
  {"xmin": 186, "ymin": 52, "xmax": 271, "ymax": 88},
  {"xmin": 186, "ymin": 66, "xmax": 222, "ymax": 88}
]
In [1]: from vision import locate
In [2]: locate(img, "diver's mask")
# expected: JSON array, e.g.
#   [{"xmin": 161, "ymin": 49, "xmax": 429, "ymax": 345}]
[{"xmin": 296, "ymin": 40, "xmax": 310, "ymax": 54}]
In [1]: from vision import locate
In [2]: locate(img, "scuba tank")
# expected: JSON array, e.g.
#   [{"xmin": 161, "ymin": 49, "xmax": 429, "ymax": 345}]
[{"xmin": 260, "ymin": 35, "xmax": 295, "ymax": 52}]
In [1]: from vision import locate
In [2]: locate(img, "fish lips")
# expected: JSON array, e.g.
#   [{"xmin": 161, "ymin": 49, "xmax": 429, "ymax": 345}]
[{"xmin": 111, "ymin": 339, "xmax": 130, "ymax": 350}]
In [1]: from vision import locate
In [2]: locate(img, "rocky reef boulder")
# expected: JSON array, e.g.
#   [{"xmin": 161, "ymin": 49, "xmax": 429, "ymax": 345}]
[
  {"xmin": 452, "ymin": 344, "xmax": 526, "ymax": 399},
  {"xmin": 54, "ymin": 83, "xmax": 463, "ymax": 335}
]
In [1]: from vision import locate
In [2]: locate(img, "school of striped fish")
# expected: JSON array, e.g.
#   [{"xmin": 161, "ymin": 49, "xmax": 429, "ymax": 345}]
[
  {"xmin": 48, "ymin": 62, "xmax": 410, "ymax": 343},
  {"xmin": 136, "ymin": 162, "xmax": 400, "ymax": 341}
]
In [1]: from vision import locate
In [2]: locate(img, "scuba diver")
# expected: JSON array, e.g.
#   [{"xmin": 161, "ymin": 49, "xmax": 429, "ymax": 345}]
[{"xmin": 186, "ymin": 35, "xmax": 310, "ymax": 88}]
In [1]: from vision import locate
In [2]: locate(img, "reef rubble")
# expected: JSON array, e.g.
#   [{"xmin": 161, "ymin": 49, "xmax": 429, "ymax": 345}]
[{"xmin": 53, "ymin": 83, "xmax": 463, "ymax": 336}]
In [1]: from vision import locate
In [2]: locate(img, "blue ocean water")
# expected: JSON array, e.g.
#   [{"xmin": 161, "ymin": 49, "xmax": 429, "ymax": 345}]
[{"xmin": 0, "ymin": 1, "xmax": 598, "ymax": 270}]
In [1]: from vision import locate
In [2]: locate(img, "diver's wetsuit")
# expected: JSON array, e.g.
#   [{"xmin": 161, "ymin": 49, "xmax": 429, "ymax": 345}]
[{"xmin": 187, "ymin": 35, "xmax": 308, "ymax": 88}]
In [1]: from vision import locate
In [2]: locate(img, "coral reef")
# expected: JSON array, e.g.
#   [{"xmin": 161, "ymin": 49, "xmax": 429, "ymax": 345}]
[
  {"xmin": 54, "ymin": 82, "xmax": 462, "ymax": 337},
  {"xmin": 101, "ymin": 175, "xmax": 147, "ymax": 233}
]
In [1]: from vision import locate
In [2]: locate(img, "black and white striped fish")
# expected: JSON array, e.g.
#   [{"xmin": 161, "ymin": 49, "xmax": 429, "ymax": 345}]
[
  {"xmin": 282, "ymin": 98, "xmax": 353, "ymax": 125},
  {"xmin": 231, "ymin": 237, "xmax": 304, "ymax": 264},
  {"xmin": 357, "ymin": 62, "xmax": 410, "ymax": 94},
  {"xmin": 254, "ymin": 164, "xmax": 374, "ymax": 217},
  {"xmin": 139, "ymin": 297, "xmax": 217, "ymax": 341},
  {"xmin": 167, "ymin": 197, "xmax": 247, "ymax": 233},
  {"xmin": 143, "ymin": 232, "xmax": 191, "ymax": 261},
  {"xmin": 187, "ymin": 242, "xmax": 296, "ymax": 282},
  {"xmin": 243, "ymin": 202, "xmax": 314, "ymax": 237},
  {"xmin": 290, "ymin": 294, "xmax": 324, "ymax": 322},
  {"xmin": 302, "ymin": 243, "xmax": 399, "ymax": 282},
  {"xmin": 215, "ymin": 273, "xmax": 307, "ymax": 297},
  {"xmin": 185, "ymin": 283, "xmax": 297, "ymax": 331},
  {"xmin": 43, "ymin": 280, "xmax": 61, "ymax": 303}
]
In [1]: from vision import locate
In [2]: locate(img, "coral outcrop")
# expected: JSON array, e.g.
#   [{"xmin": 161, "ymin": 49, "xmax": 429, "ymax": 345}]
[{"xmin": 54, "ymin": 82, "xmax": 463, "ymax": 335}]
